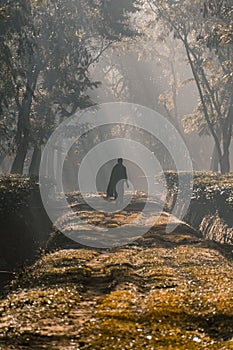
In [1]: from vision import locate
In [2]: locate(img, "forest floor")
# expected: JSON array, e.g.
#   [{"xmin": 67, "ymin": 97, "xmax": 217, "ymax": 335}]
[{"xmin": 0, "ymin": 193, "xmax": 233, "ymax": 349}]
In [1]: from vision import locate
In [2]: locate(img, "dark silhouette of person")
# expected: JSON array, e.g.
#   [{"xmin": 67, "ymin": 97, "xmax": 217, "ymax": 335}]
[{"xmin": 106, "ymin": 158, "xmax": 129, "ymax": 204}]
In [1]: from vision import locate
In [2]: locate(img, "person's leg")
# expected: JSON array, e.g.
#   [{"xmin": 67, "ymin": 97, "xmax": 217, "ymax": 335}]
[{"xmin": 118, "ymin": 182, "xmax": 124, "ymax": 205}]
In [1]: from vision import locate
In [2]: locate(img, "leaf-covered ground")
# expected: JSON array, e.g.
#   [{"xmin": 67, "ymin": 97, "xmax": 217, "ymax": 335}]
[{"xmin": 0, "ymin": 194, "xmax": 233, "ymax": 349}]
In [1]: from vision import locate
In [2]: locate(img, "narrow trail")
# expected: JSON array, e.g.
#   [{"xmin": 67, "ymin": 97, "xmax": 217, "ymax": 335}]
[
  {"xmin": 0, "ymin": 192, "xmax": 233, "ymax": 349},
  {"xmin": 85, "ymin": 252, "xmax": 114, "ymax": 297}
]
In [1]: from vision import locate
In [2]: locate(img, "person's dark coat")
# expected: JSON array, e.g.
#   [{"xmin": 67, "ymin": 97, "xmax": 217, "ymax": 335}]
[{"xmin": 106, "ymin": 163, "xmax": 127, "ymax": 198}]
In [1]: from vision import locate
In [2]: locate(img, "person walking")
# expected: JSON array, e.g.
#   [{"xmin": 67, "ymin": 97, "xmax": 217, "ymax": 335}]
[{"xmin": 106, "ymin": 158, "xmax": 129, "ymax": 204}]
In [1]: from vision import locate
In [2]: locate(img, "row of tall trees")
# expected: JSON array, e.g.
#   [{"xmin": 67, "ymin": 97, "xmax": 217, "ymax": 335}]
[
  {"xmin": 0, "ymin": 0, "xmax": 232, "ymax": 174},
  {"xmin": 142, "ymin": 0, "xmax": 232, "ymax": 173},
  {"xmin": 0, "ymin": 0, "xmax": 137, "ymax": 174},
  {"xmin": 89, "ymin": 0, "xmax": 232, "ymax": 173}
]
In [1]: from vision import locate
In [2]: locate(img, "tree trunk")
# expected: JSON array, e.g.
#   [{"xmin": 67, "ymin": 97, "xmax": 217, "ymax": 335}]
[
  {"xmin": 47, "ymin": 146, "xmax": 55, "ymax": 180},
  {"xmin": 220, "ymin": 150, "xmax": 230, "ymax": 174},
  {"xmin": 11, "ymin": 130, "xmax": 29, "ymax": 174},
  {"xmin": 210, "ymin": 144, "xmax": 219, "ymax": 172},
  {"xmin": 56, "ymin": 149, "xmax": 63, "ymax": 193},
  {"xmin": 220, "ymin": 97, "xmax": 233, "ymax": 174},
  {"xmin": 29, "ymin": 145, "xmax": 41, "ymax": 176},
  {"xmin": 0, "ymin": 155, "xmax": 5, "ymax": 165},
  {"xmin": 0, "ymin": 155, "xmax": 5, "ymax": 173},
  {"xmin": 11, "ymin": 68, "xmax": 39, "ymax": 174}
]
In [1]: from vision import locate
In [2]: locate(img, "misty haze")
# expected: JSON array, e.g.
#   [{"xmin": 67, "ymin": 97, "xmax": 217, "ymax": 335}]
[{"xmin": 0, "ymin": 1, "xmax": 232, "ymax": 349}]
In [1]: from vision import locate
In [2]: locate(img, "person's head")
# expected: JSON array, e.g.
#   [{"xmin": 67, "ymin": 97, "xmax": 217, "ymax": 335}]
[{"xmin": 117, "ymin": 158, "xmax": 123, "ymax": 164}]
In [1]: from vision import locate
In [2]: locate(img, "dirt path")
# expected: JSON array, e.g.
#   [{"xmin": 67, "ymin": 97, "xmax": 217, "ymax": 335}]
[{"xmin": 0, "ymin": 193, "xmax": 233, "ymax": 349}]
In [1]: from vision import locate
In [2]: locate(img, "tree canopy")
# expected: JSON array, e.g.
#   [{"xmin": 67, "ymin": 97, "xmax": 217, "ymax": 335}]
[{"xmin": 0, "ymin": 0, "xmax": 138, "ymax": 174}]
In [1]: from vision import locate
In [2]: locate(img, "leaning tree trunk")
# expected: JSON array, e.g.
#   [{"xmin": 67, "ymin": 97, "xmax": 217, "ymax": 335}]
[
  {"xmin": 220, "ymin": 150, "xmax": 230, "ymax": 174},
  {"xmin": 210, "ymin": 144, "xmax": 219, "ymax": 172},
  {"xmin": 220, "ymin": 100, "xmax": 232, "ymax": 174},
  {"xmin": 0, "ymin": 155, "xmax": 5, "ymax": 173},
  {"xmin": 29, "ymin": 144, "xmax": 42, "ymax": 176},
  {"xmin": 11, "ymin": 128, "xmax": 29, "ymax": 174},
  {"xmin": 11, "ymin": 68, "xmax": 39, "ymax": 174}
]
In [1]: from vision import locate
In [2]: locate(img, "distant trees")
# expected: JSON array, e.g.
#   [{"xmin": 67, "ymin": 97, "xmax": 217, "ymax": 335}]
[
  {"xmin": 0, "ymin": 0, "xmax": 137, "ymax": 174},
  {"xmin": 143, "ymin": 0, "xmax": 232, "ymax": 173}
]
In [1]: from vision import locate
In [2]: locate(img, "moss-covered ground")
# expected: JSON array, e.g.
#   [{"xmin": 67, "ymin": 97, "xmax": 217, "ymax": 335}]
[{"xmin": 0, "ymin": 195, "xmax": 233, "ymax": 349}]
